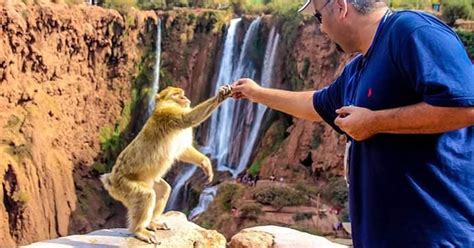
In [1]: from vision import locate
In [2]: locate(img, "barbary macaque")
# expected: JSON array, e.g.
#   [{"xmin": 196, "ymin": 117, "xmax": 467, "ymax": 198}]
[{"xmin": 101, "ymin": 85, "xmax": 232, "ymax": 244}]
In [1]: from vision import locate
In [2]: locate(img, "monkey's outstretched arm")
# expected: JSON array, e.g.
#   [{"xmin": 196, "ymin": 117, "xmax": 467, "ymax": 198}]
[
  {"xmin": 180, "ymin": 85, "xmax": 232, "ymax": 129},
  {"xmin": 178, "ymin": 146, "xmax": 214, "ymax": 183}
]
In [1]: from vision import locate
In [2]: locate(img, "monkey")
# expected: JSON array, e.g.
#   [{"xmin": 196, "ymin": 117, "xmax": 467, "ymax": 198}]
[{"xmin": 100, "ymin": 85, "xmax": 232, "ymax": 244}]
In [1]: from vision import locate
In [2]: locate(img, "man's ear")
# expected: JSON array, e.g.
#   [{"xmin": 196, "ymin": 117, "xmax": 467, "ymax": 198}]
[{"xmin": 335, "ymin": 0, "xmax": 348, "ymax": 18}]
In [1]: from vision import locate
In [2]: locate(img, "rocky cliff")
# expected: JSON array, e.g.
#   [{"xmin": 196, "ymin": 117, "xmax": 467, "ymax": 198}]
[{"xmin": 0, "ymin": 2, "xmax": 160, "ymax": 246}]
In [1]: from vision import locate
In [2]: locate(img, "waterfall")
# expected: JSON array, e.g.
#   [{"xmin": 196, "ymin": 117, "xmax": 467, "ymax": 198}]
[
  {"xmin": 131, "ymin": 19, "xmax": 162, "ymax": 135},
  {"xmin": 188, "ymin": 20, "xmax": 281, "ymax": 221},
  {"xmin": 207, "ymin": 18, "xmax": 242, "ymax": 172},
  {"xmin": 160, "ymin": 17, "xmax": 280, "ymax": 221},
  {"xmin": 166, "ymin": 165, "xmax": 197, "ymax": 211},
  {"xmin": 208, "ymin": 17, "xmax": 262, "ymax": 176},
  {"xmin": 188, "ymin": 186, "xmax": 218, "ymax": 220},
  {"xmin": 146, "ymin": 19, "xmax": 162, "ymax": 118},
  {"xmin": 232, "ymin": 16, "xmax": 262, "ymax": 80},
  {"xmin": 235, "ymin": 27, "xmax": 280, "ymax": 174}
]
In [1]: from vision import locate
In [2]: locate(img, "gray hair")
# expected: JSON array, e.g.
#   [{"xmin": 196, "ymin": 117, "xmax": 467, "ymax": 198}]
[{"xmin": 347, "ymin": 0, "xmax": 387, "ymax": 14}]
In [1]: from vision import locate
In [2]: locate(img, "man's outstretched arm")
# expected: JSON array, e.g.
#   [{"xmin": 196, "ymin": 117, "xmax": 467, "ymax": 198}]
[{"xmin": 232, "ymin": 78, "xmax": 322, "ymax": 122}]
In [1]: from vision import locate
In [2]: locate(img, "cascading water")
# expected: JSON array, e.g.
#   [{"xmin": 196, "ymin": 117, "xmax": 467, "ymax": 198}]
[
  {"xmin": 188, "ymin": 20, "xmax": 281, "ymax": 220},
  {"xmin": 166, "ymin": 165, "xmax": 197, "ymax": 211},
  {"xmin": 235, "ymin": 27, "xmax": 280, "ymax": 175},
  {"xmin": 231, "ymin": 17, "xmax": 262, "ymax": 81},
  {"xmin": 208, "ymin": 17, "xmax": 262, "ymax": 176},
  {"xmin": 207, "ymin": 18, "xmax": 242, "ymax": 171},
  {"xmin": 132, "ymin": 19, "xmax": 163, "ymax": 135},
  {"xmin": 188, "ymin": 186, "xmax": 218, "ymax": 220},
  {"xmin": 188, "ymin": 18, "xmax": 253, "ymax": 220},
  {"xmin": 146, "ymin": 19, "xmax": 162, "ymax": 118}
]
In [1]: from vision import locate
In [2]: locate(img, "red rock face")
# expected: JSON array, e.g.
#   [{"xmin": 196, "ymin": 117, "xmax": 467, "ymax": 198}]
[
  {"xmin": 254, "ymin": 20, "xmax": 352, "ymax": 182},
  {"xmin": 0, "ymin": 3, "xmax": 159, "ymax": 246}
]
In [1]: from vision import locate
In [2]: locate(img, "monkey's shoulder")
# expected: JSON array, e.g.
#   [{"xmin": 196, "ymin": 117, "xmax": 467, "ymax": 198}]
[
  {"xmin": 152, "ymin": 106, "xmax": 189, "ymax": 126},
  {"xmin": 155, "ymin": 105, "xmax": 189, "ymax": 115}
]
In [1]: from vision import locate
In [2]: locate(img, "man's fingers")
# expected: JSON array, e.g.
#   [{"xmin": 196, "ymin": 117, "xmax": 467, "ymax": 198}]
[
  {"xmin": 336, "ymin": 106, "xmax": 355, "ymax": 114},
  {"xmin": 233, "ymin": 79, "xmax": 245, "ymax": 86},
  {"xmin": 334, "ymin": 116, "xmax": 344, "ymax": 127},
  {"xmin": 231, "ymin": 92, "xmax": 243, "ymax": 99}
]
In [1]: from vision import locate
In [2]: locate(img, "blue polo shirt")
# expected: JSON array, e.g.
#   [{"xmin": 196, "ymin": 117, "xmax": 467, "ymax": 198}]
[{"xmin": 313, "ymin": 10, "xmax": 474, "ymax": 247}]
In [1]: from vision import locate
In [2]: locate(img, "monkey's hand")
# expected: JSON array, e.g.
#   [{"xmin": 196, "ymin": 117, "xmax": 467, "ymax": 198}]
[
  {"xmin": 201, "ymin": 157, "xmax": 214, "ymax": 183},
  {"xmin": 218, "ymin": 85, "xmax": 233, "ymax": 102}
]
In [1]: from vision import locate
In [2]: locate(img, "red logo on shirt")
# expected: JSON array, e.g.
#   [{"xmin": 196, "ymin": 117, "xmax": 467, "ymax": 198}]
[{"xmin": 367, "ymin": 88, "xmax": 373, "ymax": 97}]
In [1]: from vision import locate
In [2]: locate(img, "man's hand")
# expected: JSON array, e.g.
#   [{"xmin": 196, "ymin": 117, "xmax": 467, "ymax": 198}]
[
  {"xmin": 335, "ymin": 106, "xmax": 377, "ymax": 141},
  {"xmin": 231, "ymin": 78, "xmax": 262, "ymax": 102}
]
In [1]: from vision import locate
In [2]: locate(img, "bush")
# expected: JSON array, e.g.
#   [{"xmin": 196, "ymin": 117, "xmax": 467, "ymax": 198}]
[
  {"xmin": 240, "ymin": 203, "xmax": 264, "ymax": 220},
  {"xmin": 293, "ymin": 226, "xmax": 327, "ymax": 236},
  {"xmin": 341, "ymin": 201, "xmax": 350, "ymax": 222},
  {"xmin": 295, "ymin": 182, "xmax": 319, "ymax": 196},
  {"xmin": 217, "ymin": 183, "xmax": 244, "ymax": 211},
  {"xmin": 390, "ymin": 0, "xmax": 431, "ymax": 10},
  {"xmin": 253, "ymin": 186, "xmax": 308, "ymax": 209},
  {"xmin": 104, "ymin": 0, "xmax": 137, "ymax": 14},
  {"xmin": 321, "ymin": 176, "xmax": 348, "ymax": 208},
  {"xmin": 456, "ymin": 29, "xmax": 474, "ymax": 60},
  {"xmin": 292, "ymin": 212, "xmax": 314, "ymax": 222},
  {"xmin": 247, "ymin": 159, "xmax": 261, "ymax": 177},
  {"xmin": 12, "ymin": 191, "xmax": 29, "ymax": 210},
  {"xmin": 137, "ymin": 0, "xmax": 166, "ymax": 10},
  {"xmin": 63, "ymin": 0, "xmax": 84, "ymax": 5},
  {"xmin": 231, "ymin": 0, "xmax": 249, "ymax": 14},
  {"xmin": 443, "ymin": 2, "xmax": 473, "ymax": 26}
]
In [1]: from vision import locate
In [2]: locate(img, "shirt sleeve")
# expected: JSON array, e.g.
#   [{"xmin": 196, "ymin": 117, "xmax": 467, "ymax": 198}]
[
  {"xmin": 313, "ymin": 75, "xmax": 346, "ymax": 134},
  {"xmin": 398, "ymin": 25, "xmax": 474, "ymax": 107}
]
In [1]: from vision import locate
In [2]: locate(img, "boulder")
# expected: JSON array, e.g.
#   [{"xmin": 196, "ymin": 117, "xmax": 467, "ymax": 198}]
[
  {"xmin": 229, "ymin": 225, "xmax": 347, "ymax": 248},
  {"xmin": 23, "ymin": 212, "xmax": 226, "ymax": 248}
]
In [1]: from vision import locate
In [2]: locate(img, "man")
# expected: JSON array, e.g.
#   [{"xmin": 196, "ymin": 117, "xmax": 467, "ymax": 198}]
[{"xmin": 231, "ymin": 0, "xmax": 474, "ymax": 247}]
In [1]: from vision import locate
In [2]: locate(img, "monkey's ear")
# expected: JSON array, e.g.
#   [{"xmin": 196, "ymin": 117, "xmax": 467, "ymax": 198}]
[{"xmin": 157, "ymin": 87, "xmax": 171, "ymax": 101}]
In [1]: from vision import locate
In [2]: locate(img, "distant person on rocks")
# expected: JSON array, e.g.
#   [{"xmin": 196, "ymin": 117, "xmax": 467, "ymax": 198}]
[
  {"xmin": 231, "ymin": 0, "xmax": 474, "ymax": 247},
  {"xmin": 278, "ymin": 177, "xmax": 284, "ymax": 184},
  {"xmin": 253, "ymin": 174, "xmax": 260, "ymax": 187}
]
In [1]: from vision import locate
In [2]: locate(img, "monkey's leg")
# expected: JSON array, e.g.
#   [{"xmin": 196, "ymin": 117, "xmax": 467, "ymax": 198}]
[
  {"xmin": 178, "ymin": 146, "xmax": 214, "ymax": 183},
  {"xmin": 122, "ymin": 180, "xmax": 159, "ymax": 244},
  {"xmin": 147, "ymin": 178, "xmax": 172, "ymax": 231}
]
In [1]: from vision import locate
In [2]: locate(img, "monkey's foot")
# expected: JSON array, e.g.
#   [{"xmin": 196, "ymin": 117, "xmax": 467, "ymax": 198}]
[
  {"xmin": 134, "ymin": 228, "xmax": 160, "ymax": 244},
  {"xmin": 147, "ymin": 221, "xmax": 170, "ymax": 231}
]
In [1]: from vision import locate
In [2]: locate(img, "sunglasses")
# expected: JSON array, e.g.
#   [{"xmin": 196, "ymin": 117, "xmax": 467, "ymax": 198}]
[{"xmin": 314, "ymin": 0, "xmax": 331, "ymax": 24}]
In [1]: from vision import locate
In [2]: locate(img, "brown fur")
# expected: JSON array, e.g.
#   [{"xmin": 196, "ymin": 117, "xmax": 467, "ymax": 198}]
[{"xmin": 101, "ymin": 85, "xmax": 232, "ymax": 244}]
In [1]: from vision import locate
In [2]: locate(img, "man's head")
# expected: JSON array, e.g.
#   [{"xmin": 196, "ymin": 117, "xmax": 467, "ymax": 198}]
[
  {"xmin": 298, "ymin": 0, "xmax": 386, "ymax": 15},
  {"xmin": 298, "ymin": 0, "xmax": 388, "ymax": 53}
]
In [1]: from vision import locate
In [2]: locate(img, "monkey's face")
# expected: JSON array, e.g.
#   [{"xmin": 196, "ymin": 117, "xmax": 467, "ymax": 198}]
[
  {"xmin": 170, "ymin": 90, "xmax": 191, "ymax": 108},
  {"xmin": 157, "ymin": 87, "xmax": 191, "ymax": 108}
]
